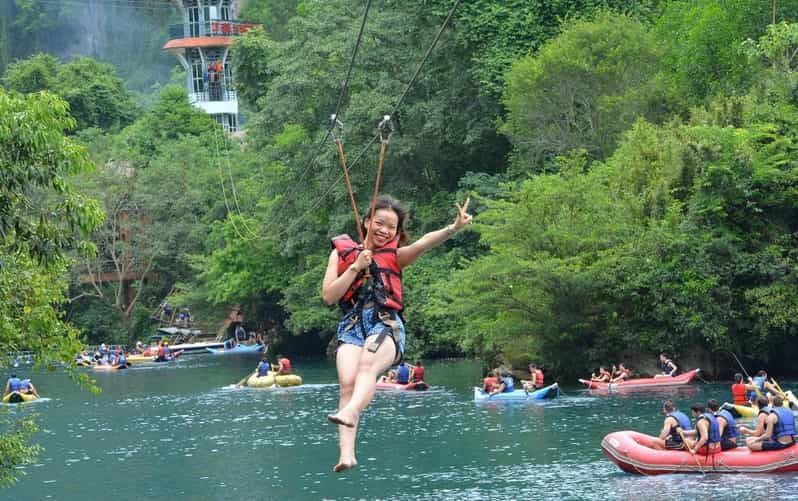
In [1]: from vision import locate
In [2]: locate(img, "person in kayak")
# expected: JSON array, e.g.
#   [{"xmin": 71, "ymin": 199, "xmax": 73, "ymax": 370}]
[
  {"xmin": 684, "ymin": 403, "xmax": 721, "ymax": 455},
  {"xmin": 590, "ymin": 366, "xmax": 612, "ymax": 383},
  {"xmin": 610, "ymin": 364, "xmax": 631, "ymax": 383},
  {"xmin": 273, "ymin": 355, "xmax": 292, "ymax": 375},
  {"xmin": 708, "ymin": 399, "xmax": 738, "ymax": 450},
  {"xmin": 747, "ymin": 395, "xmax": 796, "ymax": 451},
  {"xmin": 3, "ymin": 373, "xmax": 23, "ymax": 398},
  {"xmin": 19, "ymin": 378, "xmax": 39, "ymax": 398},
  {"xmin": 256, "ymin": 357, "xmax": 270, "ymax": 377},
  {"xmin": 410, "ymin": 360, "xmax": 425, "ymax": 382},
  {"xmin": 652, "ymin": 400, "xmax": 693, "ymax": 450},
  {"xmin": 522, "ymin": 364, "xmax": 544, "ymax": 391},
  {"xmin": 322, "ymin": 194, "xmax": 472, "ymax": 473},
  {"xmin": 482, "ymin": 371, "xmax": 498, "ymax": 393},
  {"xmin": 739, "ymin": 396, "xmax": 772, "ymax": 439},
  {"xmin": 747, "ymin": 370, "xmax": 782, "ymax": 401},
  {"xmin": 395, "ymin": 361, "xmax": 410, "ymax": 384},
  {"xmin": 654, "ymin": 353, "xmax": 678, "ymax": 377},
  {"xmin": 491, "ymin": 370, "xmax": 515, "ymax": 395},
  {"xmin": 731, "ymin": 373, "xmax": 757, "ymax": 405}
]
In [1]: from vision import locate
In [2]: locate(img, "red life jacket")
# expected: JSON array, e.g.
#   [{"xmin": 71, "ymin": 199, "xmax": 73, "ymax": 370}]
[
  {"xmin": 332, "ymin": 234, "xmax": 403, "ymax": 311},
  {"xmin": 731, "ymin": 383, "xmax": 747, "ymax": 405},
  {"xmin": 534, "ymin": 369, "xmax": 544, "ymax": 387},
  {"xmin": 412, "ymin": 366, "xmax": 425, "ymax": 382},
  {"xmin": 279, "ymin": 358, "xmax": 292, "ymax": 373}
]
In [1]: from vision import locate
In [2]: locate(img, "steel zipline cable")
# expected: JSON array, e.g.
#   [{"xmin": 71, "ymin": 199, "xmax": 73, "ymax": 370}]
[
  {"xmin": 263, "ymin": 0, "xmax": 462, "ymax": 241},
  {"xmin": 219, "ymin": 0, "xmax": 374, "ymax": 241}
]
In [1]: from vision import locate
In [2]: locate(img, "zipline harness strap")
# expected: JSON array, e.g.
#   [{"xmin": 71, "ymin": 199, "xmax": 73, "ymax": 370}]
[{"xmin": 331, "ymin": 115, "xmax": 364, "ymax": 243}]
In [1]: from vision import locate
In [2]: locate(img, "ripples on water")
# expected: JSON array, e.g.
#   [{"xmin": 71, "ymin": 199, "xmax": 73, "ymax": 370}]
[{"xmin": 5, "ymin": 358, "xmax": 798, "ymax": 500}]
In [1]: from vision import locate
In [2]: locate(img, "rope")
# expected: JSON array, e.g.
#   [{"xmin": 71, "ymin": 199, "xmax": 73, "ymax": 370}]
[{"xmin": 274, "ymin": 0, "xmax": 373, "ymax": 215}]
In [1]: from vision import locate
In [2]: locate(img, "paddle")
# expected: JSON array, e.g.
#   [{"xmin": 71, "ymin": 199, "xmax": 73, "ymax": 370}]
[
  {"xmin": 731, "ymin": 352, "xmax": 762, "ymax": 399},
  {"xmin": 678, "ymin": 429, "xmax": 705, "ymax": 476}
]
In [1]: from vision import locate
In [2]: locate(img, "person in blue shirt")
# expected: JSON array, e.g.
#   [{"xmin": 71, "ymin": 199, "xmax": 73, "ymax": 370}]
[
  {"xmin": 19, "ymin": 378, "xmax": 39, "ymax": 397},
  {"xmin": 256, "ymin": 357, "xmax": 270, "ymax": 377},
  {"xmin": 3, "ymin": 373, "xmax": 22, "ymax": 398},
  {"xmin": 490, "ymin": 370, "xmax": 515, "ymax": 395},
  {"xmin": 395, "ymin": 362, "xmax": 410, "ymax": 384}
]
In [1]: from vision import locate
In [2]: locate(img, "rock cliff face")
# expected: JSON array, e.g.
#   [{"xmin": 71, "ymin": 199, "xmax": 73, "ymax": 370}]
[{"xmin": 2, "ymin": 0, "xmax": 177, "ymax": 91}]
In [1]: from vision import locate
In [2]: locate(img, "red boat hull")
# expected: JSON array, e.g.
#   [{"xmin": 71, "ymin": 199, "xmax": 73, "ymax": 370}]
[
  {"xmin": 376, "ymin": 380, "xmax": 429, "ymax": 391},
  {"xmin": 602, "ymin": 430, "xmax": 798, "ymax": 474},
  {"xmin": 579, "ymin": 369, "xmax": 699, "ymax": 390}
]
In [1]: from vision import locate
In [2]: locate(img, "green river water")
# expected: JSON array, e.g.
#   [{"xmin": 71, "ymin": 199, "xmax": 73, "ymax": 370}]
[{"xmin": 2, "ymin": 357, "xmax": 796, "ymax": 500}]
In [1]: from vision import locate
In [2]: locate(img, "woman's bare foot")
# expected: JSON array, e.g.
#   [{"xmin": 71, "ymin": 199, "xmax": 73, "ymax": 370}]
[
  {"xmin": 327, "ymin": 409, "xmax": 358, "ymax": 428},
  {"xmin": 333, "ymin": 458, "xmax": 358, "ymax": 473}
]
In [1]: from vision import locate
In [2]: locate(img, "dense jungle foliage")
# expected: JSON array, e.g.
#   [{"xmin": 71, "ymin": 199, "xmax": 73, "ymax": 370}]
[{"xmin": 3, "ymin": 0, "xmax": 798, "ymax": 378}]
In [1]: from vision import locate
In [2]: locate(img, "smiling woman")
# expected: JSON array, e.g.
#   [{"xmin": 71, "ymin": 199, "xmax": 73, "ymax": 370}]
[{"xmin": 321, "ymin": 193, "xmax": 472, "ymax": 473}]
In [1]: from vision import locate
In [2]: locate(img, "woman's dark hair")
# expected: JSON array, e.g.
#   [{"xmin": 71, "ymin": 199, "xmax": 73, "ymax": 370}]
[
  {"xmin": 361, "ymin": 194, "xmax": 410, "ymax": 246},
  {"xmin": 734, "ymin": 373, "xmax": 743, "ymax": 383}
]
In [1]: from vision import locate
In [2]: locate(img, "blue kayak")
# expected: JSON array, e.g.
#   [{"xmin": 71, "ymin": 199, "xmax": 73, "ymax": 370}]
[
  {"xmin": 473, "ymin": 382, "xmax": 559, "ymax": 401},
  {"xmin": 205, "ymin": 343, "xmax": 265, "ymax": 355}
]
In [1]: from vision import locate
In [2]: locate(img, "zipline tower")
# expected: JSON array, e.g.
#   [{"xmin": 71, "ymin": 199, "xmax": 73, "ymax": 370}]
[{"xmin": 163, "ymin": 1, "xmax": 258, "ymax": 132}]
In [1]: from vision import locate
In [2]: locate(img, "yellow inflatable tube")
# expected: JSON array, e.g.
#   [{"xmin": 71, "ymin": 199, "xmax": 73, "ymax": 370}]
[{"xmin": 247, "ymin": 371, "xmax": 302, "ymax": 388}]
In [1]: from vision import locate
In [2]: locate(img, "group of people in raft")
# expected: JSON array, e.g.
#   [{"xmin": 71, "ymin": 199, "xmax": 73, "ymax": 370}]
[
  {"xmin": 589, "ymin": 353, "xmax": 679, "ymax": 383},
  {"xmin": 379, "ymin": 360, "xmax": 425, "ymax": 385},
  {"xmin": 482, "ymin": 363, "xmax": 545, "ymax": 395},
  {"xmin": 3, "ymin": 373, "xmax": 39, "ymax": 399},
  {"xmin": 649, "ymin": 368, "xmax": 796, "ymax": 454},
  {"xmin": 253, "ymin": 354, "xmax": 293, "ymax": 381},
  {"xmin": 74, "ymin": 339, "xmax": 180, "ymax": 368}
]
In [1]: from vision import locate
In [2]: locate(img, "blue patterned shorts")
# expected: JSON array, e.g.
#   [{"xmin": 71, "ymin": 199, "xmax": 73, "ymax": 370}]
[{"xmin": 336, "ymin": 306, "xmax": 406, "ymax": 356}]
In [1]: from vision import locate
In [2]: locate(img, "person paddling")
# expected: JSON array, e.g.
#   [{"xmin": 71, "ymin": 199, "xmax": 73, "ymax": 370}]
[
  {"xmin": 683, "ymin": 403, "xmax": 721, "ymax": 455},
  {"xmin": 708, "ymin": 399, "xmax": 738, "ymax": 450},
  {"xmin": 746, "ymin": 395, "xmax": 796, "ymax": 451},
  {"xmin": 731, "ymin": 373, "xmax": 755, "ymax": 406},
  {"xmin": 739, "ymin": 396, "xmax": 772, "ymax": 439},
  {"xmin": 610, "ymin": 363, "xmax": 631, "ymax": 383},
  {"xmin": 652, "ymin": 400, "xmax": 693, "ymax": 450},
  {"xmin": 590, "ymin": 366, "xmax": 612, "ymax": 383},
  {"xmin": 522, "ymin": 364, "xmax": 544, "ymax": 391},
  {"xmin": 322, "ymin": 194, "xmax": 472, "ymax": 473},
  {"xmin": 491, "ymin": 370, "xmax": 515, "ymax": 395}
]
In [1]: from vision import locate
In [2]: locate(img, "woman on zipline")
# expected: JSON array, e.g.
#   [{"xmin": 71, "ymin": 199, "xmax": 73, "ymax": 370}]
[{"xmin": 322, "ymin": 194, "xmax": 472, "ymax": 472}]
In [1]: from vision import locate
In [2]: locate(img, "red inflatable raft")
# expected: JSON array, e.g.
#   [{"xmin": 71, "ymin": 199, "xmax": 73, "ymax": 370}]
[
  {"xmin": 376, "ymin": 380, "xmax": 429, "ymax": 391},
  {"xmin": 579, "ymin": 369, "xmax": 700, "ymax": 390},
  {"xmin": 602, "ymin": 430, "xmax": 798, "ymax": 475}
]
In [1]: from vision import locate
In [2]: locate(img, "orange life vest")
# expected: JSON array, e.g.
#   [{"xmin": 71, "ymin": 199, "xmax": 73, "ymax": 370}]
[
  {"xmin": 534, "ymin": 369, "xmax": 544, "ymax": 387},
  {"xmin": 731, "ymin": 383, "xmax": 747, "ymax": 405},
  {"xmin": 333, "ymin": 234, "xmax": 403, "ymax": 311}
]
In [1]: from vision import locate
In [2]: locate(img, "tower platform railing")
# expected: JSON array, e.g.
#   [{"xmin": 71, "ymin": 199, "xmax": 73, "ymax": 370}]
[{"xmin": 168, "ymin": 20, "xmax": 259, "ymax": 40}]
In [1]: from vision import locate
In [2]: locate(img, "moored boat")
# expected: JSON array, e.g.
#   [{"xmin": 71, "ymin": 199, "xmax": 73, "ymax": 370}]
[
  {"xmin": 473, "ymin": 382, "xmax": 559, "ymax": 401},
  {"xmin": 2, "ymin": 391, "xmax": 38, "ymax": 404},
  {"xmin": 376, "ymin": 380, "xmax": 429, "ymax": 391},
  {"xmin": 126, "ymin": 354, "xmax": 156, "ymax": 363},
  {"xmin": 602, "ymin": 430, "xmax": 798, "ymax": 474},
  {"xmin": 206, "ymin": 343, "xmax": 264, "ymax": 355},
  {"xmin": 246, "ymin": 372, "xmax": 302, "ymax": 388},
  {"xmin": 579, "ymin": 369, "xmax": 700, "ymax": 390}
]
